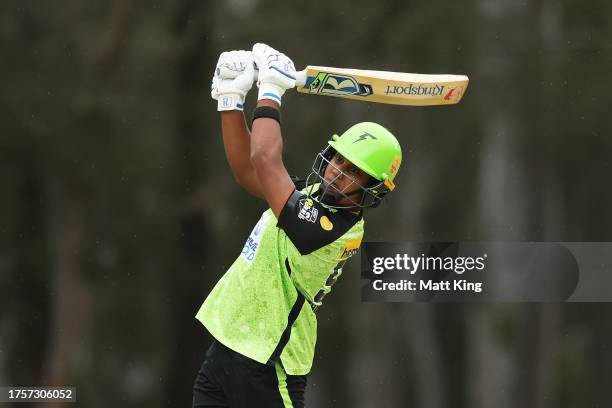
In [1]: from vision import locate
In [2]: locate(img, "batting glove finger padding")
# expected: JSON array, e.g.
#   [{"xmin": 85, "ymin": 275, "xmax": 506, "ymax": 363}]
[
  {"xmin": 211, "ymin": 50, "xmax": 255, "ymax": 111},
  {"xmin": 252, "ymin": 43, "xmax": 296, "ymax": 105}
]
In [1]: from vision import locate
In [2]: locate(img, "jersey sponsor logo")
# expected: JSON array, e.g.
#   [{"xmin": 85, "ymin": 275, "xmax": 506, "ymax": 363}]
[
  {"xmin": 241, "ymin": 212, "xmax": 271, "ymax": 263},
  {"xmin": 319, "ymin": 215, "xmax": 334, "ymax": 231},
  {"xmin": 341, "ymin": 239, "xmax": 362, "ymax": 259},
  {"xmin": 298, "ymin": 198, "xmax": 318, "ymax": 223}
]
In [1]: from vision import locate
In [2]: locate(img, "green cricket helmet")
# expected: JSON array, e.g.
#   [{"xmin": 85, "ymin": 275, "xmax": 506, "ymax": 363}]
[{"xmin": 306, "ymin": 122, "xmax": 403, "ymax": 209}]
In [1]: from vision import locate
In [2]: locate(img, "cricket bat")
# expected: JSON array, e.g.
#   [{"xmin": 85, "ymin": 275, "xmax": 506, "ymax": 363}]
[{"xmin": 292, "ymin": 66, "xmax": 469, "ymax": 106}]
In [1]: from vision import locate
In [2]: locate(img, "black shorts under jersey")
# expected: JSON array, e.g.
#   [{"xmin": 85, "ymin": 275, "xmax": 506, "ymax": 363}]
[{"xmin": 193, "ymin": 341, "xmax": 307, "ymax": 408}]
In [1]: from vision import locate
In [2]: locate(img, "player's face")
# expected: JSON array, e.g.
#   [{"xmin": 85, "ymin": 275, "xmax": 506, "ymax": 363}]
[{"xmin": 322, "ymin": 152, "xmax": 372, "ymax": 205}]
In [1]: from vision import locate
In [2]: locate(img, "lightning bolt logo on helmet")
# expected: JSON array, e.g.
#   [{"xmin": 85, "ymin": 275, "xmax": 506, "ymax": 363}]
[{"xmin": 352, "ymin": 132, "xmax": 377, "ymax": 144}]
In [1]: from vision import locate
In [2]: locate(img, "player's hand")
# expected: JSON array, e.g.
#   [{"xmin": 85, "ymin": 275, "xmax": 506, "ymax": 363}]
[
  {"xmin": 211, "ymin": 50, "xmax": 255, "ymax": 111},
  {"xmin": 252, "ymin": 43, "xmax": 296, "ymax": 106}
]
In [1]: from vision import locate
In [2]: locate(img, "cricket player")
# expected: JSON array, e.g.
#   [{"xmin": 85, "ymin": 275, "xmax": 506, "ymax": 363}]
[{"xmin": 192, "ymin": 43, "xmax": 402, "ymax": 408}]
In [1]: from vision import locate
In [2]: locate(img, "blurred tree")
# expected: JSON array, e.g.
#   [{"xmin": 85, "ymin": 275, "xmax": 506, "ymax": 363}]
[{"xmin": 1, "ymin": 0, "xmax": 612, "ymax": 407}]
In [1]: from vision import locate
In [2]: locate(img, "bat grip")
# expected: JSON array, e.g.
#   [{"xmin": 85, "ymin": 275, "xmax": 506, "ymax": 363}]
[
  {"xmin": 295, "ymin": 70, "xmax": 307, "ymax": 87},
  {"xmin": 252, "ymin": 66, "xmax": 307, "ymax": 88}
]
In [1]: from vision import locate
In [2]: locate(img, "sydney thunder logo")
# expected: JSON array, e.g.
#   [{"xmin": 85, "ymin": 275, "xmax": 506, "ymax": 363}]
[{"xmin": 306, "ymin": 72, "xmax": 373, "ymax": 97}]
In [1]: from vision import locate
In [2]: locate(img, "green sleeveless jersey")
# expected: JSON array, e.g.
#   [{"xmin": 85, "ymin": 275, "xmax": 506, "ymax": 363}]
[{"xmin": 195, "ymin": 185, "xmax": 364, "ymax": 375}]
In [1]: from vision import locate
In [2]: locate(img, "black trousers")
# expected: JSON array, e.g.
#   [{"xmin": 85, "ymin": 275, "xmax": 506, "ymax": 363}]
[{"xmin": 193, "ymin": 341, "xmax": 307, "ymax": 408}]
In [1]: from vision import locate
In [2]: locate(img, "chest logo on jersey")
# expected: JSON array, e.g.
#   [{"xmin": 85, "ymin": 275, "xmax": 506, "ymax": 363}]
[
  {"xmin": 297, "ymin": 198, "xmax": 318, "ymax": 223},
  {"xmin": 320, "ymin": 216, "xmax": 334, "ymax": 231},
  {"xmin": 241, "ymin": 212, "xmax": 271, "ymax": 263},
  {"xmin": 341, "ymin": 239, "xmax": 362, "ymax": 259}
]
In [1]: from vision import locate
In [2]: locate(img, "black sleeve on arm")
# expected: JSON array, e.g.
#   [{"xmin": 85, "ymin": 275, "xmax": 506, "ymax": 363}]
[{"xmin": 277, "ymin": 190, "xmax": 359, "ymax": 255}]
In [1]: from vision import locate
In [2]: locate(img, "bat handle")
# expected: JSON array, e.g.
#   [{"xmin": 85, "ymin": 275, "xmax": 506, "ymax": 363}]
[
  {"xmin": 252, "ymin": 65, "xmax": 308, "ymax": 89},
  {"xmin": 295, "ymin": 69, "xmax": 307, "ymax": 87}
]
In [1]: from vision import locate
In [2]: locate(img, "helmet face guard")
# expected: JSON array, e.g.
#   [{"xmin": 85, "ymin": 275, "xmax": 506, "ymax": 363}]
[{"xmin": 304, "ymin": 146, "xmax": 391, "ymax": 210}]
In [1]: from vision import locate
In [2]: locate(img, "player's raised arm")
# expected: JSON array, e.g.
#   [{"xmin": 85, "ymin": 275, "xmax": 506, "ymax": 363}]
[
  {"xmin": 211, "ymin": 50, "xmax": 263, "ymax": 198},
  {"xmin": 249, "ymin": 43, "xmax": 297, "ymax": 218}
]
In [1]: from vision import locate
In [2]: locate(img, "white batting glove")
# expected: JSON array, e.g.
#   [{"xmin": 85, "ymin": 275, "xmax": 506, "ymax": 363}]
[
  {"xmin": 252, "ymin": 43, "xmax": 296, "ymax": 105},
  {"xmin": 211, "ymin": 50, "xmax": 255, "ymax": 111}
]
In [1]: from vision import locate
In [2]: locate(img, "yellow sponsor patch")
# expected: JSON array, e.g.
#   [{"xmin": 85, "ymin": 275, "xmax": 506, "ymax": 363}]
[
  {"xmin": 341, "ymin": 239, "xmax": 362, "ymax": 258},
  {"xmin": 345, "ymin": 239, "xmax": 361, "ymax": 250},
  {"xmin": 320, "ymin": 216, "xmax": 333, "ymax": 231},
  {"xmin": 384, "ymin": 178, "xmax": 395, "ymax": 191},
  {"xmin": 388, "ymin": 156, "xmax": 401, "ymax": 176}
]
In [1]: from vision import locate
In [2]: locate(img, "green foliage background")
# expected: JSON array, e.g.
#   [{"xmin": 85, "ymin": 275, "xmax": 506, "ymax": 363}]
[{"xmin": 1, "ymin": 1, "xmax": 612, "ymax": 407}]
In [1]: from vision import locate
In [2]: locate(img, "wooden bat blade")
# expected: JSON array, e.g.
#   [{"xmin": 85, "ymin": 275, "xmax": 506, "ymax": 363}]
[{"xmin": 295, "ymin": 66, "xmax": 469, "ymax": 106}]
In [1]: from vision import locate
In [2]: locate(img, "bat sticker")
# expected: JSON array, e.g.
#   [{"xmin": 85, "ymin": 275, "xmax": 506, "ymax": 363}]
[{"xmin": 305, "ymin": 73, "xmax": 373, "ymax": 97}]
